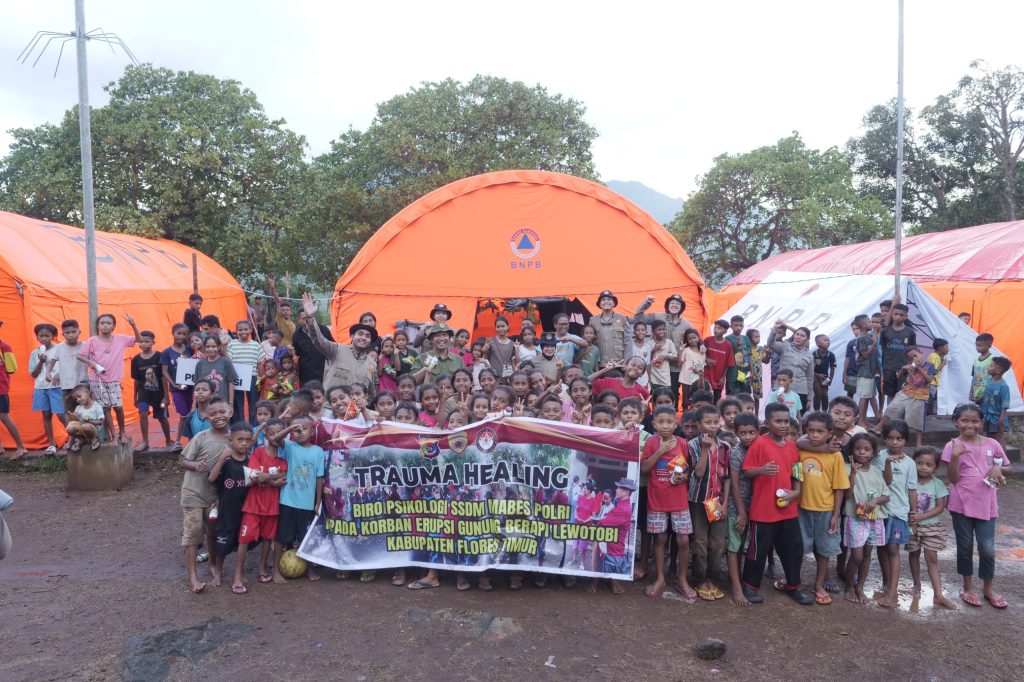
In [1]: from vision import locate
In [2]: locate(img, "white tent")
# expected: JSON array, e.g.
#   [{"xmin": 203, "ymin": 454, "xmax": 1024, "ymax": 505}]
[{"xmin": 721, "ymin": 271, "xmax": 1024, "ymax": 415}]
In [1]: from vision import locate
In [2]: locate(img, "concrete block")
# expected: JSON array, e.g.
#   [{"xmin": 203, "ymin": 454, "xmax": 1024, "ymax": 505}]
[{"xmin": 68, "ymin": 442, "xmax": 134, "ymax": 491}]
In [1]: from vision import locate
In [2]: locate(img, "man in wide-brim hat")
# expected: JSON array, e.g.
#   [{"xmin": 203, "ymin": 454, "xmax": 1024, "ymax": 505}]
[
  {"xmin": 590, "ymin": 290, "xmax": 631, "ymax": 368},
  {"xmin": 299, "ymin": 293, "xmax": 378, "ymax": 391},
  {"xmin": 632, "ymin": 294, "xmax": 695, "ymax": 407},
  {"xmin": 411, "ymin": 324, "xmax": 464, "ymax": 384}
]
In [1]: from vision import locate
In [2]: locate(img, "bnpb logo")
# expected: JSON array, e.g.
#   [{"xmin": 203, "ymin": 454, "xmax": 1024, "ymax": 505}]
[{"xmin": 510, "ymin": 228, "xmax": 541, "ymax": 259}]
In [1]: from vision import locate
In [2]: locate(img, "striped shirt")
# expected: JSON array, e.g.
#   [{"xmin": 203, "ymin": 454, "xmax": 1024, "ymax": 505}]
[{"xmin": 228, "ymin": 339, "xmax": 264, "ymax": 369}]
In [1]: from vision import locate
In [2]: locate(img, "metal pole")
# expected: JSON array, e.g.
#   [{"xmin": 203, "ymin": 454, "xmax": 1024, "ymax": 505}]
[
  {"xmin": 75, "ymin": 0, "xmax": 99, "ymax": 334},
  {"xmin": 893, "ymin": 0, "xmax": 905, "ymax": 299},
  {"xmin": 192, "ymin": 253, "xmax": 199, "ymax": 294}
]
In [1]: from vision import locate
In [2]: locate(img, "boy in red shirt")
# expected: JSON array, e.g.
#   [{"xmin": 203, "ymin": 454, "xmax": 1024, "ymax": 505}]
[
  {"xmin": 741, "ymin": 403, "xmax": 814, "ymax": 605},
  {"xmin": 703, "ymin": 320, "xmax": 735, "ymax": 403},
  {"xmin": 641, "ymin": 405, "xmax": 696, "ymax": 601},
  {"xmin": 236, "ymin": 419, "xmax": 288, "ymax": 587}
]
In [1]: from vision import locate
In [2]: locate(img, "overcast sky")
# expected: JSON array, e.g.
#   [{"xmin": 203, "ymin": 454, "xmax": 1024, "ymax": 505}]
[{"xmin": 2, "ymin": 1, "xmax": 1022, "ymax": 199}]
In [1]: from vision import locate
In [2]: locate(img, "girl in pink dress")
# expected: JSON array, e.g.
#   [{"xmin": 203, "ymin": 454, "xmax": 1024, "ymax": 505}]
[{"xmin": 941, "ymin": 402, "xmax": 1013, "ymax": 609}]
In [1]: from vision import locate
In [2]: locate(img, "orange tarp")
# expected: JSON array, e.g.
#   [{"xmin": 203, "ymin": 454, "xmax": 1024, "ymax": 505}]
[
  {"xmin": 716, "ymin": 222, "xmax": 1024, "ymax": 388},
  {"xmin": 333, "ymin": 170, "xmax": 708, "ymax": 340},
  {"xmin": 0, "ymin": 211, "xmax": 247, "ymax": 449}
]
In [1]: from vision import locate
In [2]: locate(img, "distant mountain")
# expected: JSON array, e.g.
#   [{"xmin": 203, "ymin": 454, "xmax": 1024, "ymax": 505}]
[{"xmin": 606, "ymin": 180, "xmax": 684, "ymax": 225}]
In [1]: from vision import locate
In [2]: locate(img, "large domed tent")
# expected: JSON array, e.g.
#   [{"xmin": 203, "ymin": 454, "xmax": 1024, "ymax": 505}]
[
  {"xmin": 714, "ymin": 222, "xmax": 1024, "ymax": 382},
  {"xmin": 0, "ymin": 211, "xmax": 247, "ymax": 449},
  {"xmin": 332, "ymin": 170, "xmax": 708, "ymax": 339}
]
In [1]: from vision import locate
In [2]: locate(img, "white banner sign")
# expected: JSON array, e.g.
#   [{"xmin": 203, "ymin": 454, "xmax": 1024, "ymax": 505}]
[{"xmin": 175, "ymin": 358, "xmax": 254, "ymax": 391}]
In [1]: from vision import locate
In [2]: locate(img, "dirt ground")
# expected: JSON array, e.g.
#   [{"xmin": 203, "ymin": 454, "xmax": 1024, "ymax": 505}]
[{"xmin": 1, "ymin": 461, "xmax": 1023, "ymax": 682}]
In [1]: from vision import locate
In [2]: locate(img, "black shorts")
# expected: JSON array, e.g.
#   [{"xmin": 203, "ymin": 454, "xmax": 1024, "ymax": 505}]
[
  {"xmin": 882, "ymin": 369, "xmax": 901, "ymax": 398},
  {"xmin": 637, "ymin": 487, "xmax": 649, "ymax": 531},
  {"xmin": 0, "ymin": 394, "xmax": 9, "ymax": 413},
  {"xmin": 214, "ymin": 525, "xmax": 240, "ymax": 557},
  {"xmin": 276, "ymin": 504, "xmax": 315, "ymax": 547}
]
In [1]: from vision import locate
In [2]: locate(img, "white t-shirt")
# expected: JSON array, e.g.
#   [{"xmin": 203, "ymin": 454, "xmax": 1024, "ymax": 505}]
[
  {"xmin": 30, "ymin": 346, "xmax": 60, "ymax": 390},
  {"xmin": 74, "ymin": 402, "xmax": 104, "ymax": 422}
]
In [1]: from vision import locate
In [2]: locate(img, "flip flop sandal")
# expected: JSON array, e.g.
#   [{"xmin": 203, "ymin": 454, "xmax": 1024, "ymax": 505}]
[
  {"xmin": 710, "ymin": 587, "xmax": 726, "ymax": 600},
  {"xmin": 985, "ymin": 593, "xmax": 1008, "ymax": 609},
  {"xmin": 133, "ymin": 444, "xmax": 149, "ymax": 453},
  {"xmin": 360, "ymin": 570, "xmax": 377, "ymax": 583},
  {"xmin": 815, "ymin": 591, "xmax": 833, "ymax": 605},
  {"xmin": 643, "ymin": 584, "xmax": 663, "ymax": 598},
  {"xmin": 673, "ymin": 583, "xmax": 698, "ymax": 604},
  {"xmin": 960, "ymin": 591, "xmax": 983, "ymax": 607},
  {"xmin": 456, "ymin": 577, "xmax": 471, "ymax": 591},
  {"xmin": 407, "ymin": 579, "xmax": 440, "ymax": 590},
  {"xmin": 773, "ymin": 578, "xmax": 788, "ymax": 592},
  {"xmin": 172, "ymin": 442, "xmax": 184, "ymax": 452},
  {"xmin": 478, "ymin": 578, "xmax": 494, "ymax": 592},
  {"xmin": 697, "ymin": 587, "xmax": 717, "ymax": 602},
  {"xmin": 44, "ymin": 445, "xmax": 58, "ymax": 456},
  {"xmin": 335, "ymin": 571, "xmax": 352, "ymax": 580},
  {"xmin": 90, "ymin": 440, "xmax": 101, "ymax": 451},
  {"xmin": 232, "ymin": 584, "xmax": 249, "ymax": 595},
  {"xmin": 257, "ymin": 574, "xmax": 273, "ymax": 584}
]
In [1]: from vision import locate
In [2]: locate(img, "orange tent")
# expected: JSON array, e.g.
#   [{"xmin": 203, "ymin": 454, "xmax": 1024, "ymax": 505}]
[
  {"xmin": 0, "ymin": 211, "xmax": 247, "ymax": 449},
  {"xmin": 332, "ymin": 170, "xmax": 708, "ymax": 340},
  {"xmin": 713, "ymin": 222, "xmax": 1024, "ymax": 387}
]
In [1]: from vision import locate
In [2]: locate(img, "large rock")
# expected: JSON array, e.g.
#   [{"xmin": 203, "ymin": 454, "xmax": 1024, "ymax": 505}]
[
  {"xmin": 693, "ymin": 638, "xmax": 727, "ymax": 660},
  {"xmin": 68, "ymin": 442, "xmax": 133, "ymax": 491}
]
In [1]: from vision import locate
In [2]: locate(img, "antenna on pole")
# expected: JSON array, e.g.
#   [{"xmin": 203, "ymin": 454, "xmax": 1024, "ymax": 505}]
[{"xmin": 18, "ymin": 0, "xmax": 139, "ymax": 335}]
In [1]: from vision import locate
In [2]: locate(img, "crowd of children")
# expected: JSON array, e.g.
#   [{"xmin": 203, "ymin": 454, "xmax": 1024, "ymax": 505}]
[{"xmin": 0, "ymin": 290, "xmax": 1015, "ymax": 611}]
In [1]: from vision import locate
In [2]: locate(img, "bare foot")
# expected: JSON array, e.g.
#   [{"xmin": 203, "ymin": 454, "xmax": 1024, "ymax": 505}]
[
  {"xmin": 209, "ymin": 567, "xmax": 222, "ymax": 587},
  {"xmin": 845, "ymin": 587, "xmax": 863, "ymax": 604},
  {"xmin": 272, "ymin": 570, "xmax": 286, "ymax": 585},
  {"xmin": 912, "ymin": 583, "xmax": 922, "ymax": 597},
  {"xmin": 934, "ymin": 595, "xmax": 957, "ymax": 610},
  {"xmin": 731, "ymin": 586, "xmax": 751, "ymax": 606},
  {"xmin": 189, "ymin": 577, "xmax": 206, "ymax": 594},
  {"xmin": 307, "ymin": 566, "xmax": 321, "ymax": 582},
  {"xmin": 644, "ymin": 579, "xmax": 665, "ymax": 598},
  {"xmin": 583, "ymin": 579, "xmax": 598, "ymax": 593},
  {"xmin": 877, "ymin": 592, "xmax": 897, "ymax": 608},
  {"xmin": 610, "ymin": 580, "xmax": 626, "ymax": 594}
]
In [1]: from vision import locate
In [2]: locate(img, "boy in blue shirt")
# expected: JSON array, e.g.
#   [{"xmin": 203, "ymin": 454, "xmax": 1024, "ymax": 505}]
[
  {"xmin": 769, "ymin": 369, "xmax": 802, "ymax": 419},
  {"xmin": 269, "ymin": 415, "xmax": 325, "ymax": 582},
  {"xmin": 982, "ymin": 357, "xmax": 1012, "ymax": 448}
]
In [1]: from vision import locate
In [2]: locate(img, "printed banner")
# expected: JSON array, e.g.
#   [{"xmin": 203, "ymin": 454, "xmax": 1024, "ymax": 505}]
[
  {"xmin": 297, "ymin": 417, "xmax": 641, "ymax": 580},
  {"xmin": 174, "ymin": 358, "xmax": 254, "ymax": 391}
]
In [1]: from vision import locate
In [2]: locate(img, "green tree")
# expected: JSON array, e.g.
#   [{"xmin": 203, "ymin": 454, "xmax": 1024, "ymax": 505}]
[
  {"xmin": 848, "ymin": 62, "xmax": 1024, "ymax": 232},
  {"xmin": 0, "ymin": 64, "xmax": 308, "ymax": 285},
  {"xmin": 669, "ymin": 135, "xmax": 888, "ymax": 287},
  {"xmin": 306, "ymin": 75, "xmax": 600, "ymax": 277}
]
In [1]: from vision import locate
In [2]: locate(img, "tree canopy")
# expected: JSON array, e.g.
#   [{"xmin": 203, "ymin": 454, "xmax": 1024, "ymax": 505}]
[
  {"xmin": 847, "ymin": 61, "xmax": 1024, "ymax": 232},
  {"xmin": 668, "ymin": 135, "xmax": 888, "ymax": 287},
  {"xmin": 0, "ymin": 69, "xmax": 598, "ymax": 290}
]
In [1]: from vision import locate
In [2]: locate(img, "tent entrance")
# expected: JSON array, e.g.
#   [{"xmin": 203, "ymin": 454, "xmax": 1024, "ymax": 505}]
[{"xmin": 473, "ymin": 297, "xmax": 592, "ymax": 339}]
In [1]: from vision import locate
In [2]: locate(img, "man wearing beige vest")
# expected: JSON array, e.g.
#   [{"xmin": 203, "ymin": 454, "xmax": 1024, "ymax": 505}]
[{"xmin": 300, "ymin": 293, "xmax": 378, "ymax": 392}]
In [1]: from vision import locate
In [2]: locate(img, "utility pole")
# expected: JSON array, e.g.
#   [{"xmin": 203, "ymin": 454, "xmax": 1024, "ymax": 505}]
[
  {"xmin": 75, "ymin": 0, "xmax": 99, "ymax": 333},
  {"xmin": 893, "ymin": 0, "xmax": 906, "ymax": 300}
]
